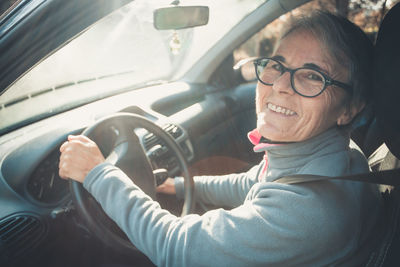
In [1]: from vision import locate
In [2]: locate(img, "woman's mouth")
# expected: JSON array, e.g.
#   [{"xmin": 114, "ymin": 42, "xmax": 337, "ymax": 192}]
[{"xmin": 267, "ymin": 103, "xmax": 297, "ymax": 116}]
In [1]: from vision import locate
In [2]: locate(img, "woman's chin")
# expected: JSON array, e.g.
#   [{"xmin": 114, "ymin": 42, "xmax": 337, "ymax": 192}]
[
  {"xmin": 257, "ymin": 125, "xmax": 290, "ymax": 143},
  {"xmin": 257, "ymin": 115, "xmax": 296, "ymax": 142}
]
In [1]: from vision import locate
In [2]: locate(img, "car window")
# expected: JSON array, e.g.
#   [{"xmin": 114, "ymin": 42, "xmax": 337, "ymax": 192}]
[
  {"xmin": 0, "ymin": 0, "xmax": 265, "ymax": 134},
  {"xmin": 234, "ymin": 0, "xmax": 398, "ymax": 82}
]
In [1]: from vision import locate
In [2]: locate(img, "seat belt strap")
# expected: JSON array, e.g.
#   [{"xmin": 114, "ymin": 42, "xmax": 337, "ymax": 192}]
[{"xmin": 274, "ymin": 168, "xmax": 400, "ymax": 186}]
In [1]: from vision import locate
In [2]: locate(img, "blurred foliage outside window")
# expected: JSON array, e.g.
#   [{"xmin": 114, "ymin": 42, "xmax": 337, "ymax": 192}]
[{"xmin": 235, "ymin": 0, "xmax": 400, "ymax": 81}]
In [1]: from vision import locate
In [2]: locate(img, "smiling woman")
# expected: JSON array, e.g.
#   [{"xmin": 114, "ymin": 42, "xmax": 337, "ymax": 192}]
[
  {"xmin": 1, "ymin": 0, "xmax": 393, "ymax": 266},
  {"xmin": 59, "ymin": 10, "xmax": 382, "ymax": 266},
  {"xmin": 255, "ymin": 28, "xmax": 363, "ymax": 142},
  {"xmin": 254, "ymin": 10, "xmax": 372, "ymax": 144}
]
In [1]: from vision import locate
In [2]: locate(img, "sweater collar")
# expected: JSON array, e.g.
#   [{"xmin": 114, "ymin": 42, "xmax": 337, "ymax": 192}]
[{"xmin": 248, "ymin": 127, "xmax": 350, "ymax": 169}]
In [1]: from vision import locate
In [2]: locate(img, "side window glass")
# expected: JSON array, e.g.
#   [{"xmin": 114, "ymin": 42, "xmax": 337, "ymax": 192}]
[
  {"xmin": 234, "ymin": 0, "xmax": 398, "ymax": 82},
  {"xmin": 233, "ymin": 22, "xmax": 279, "ymax": 82}
]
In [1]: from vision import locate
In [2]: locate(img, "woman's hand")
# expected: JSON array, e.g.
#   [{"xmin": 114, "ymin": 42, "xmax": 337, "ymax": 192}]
[
  {"xmin": 59, "ymin": 135, "xmax": 105, "ymax": 183},
  {"xmin": 156, "ymin": 178, "xmax": 176, "ymax": 195}
]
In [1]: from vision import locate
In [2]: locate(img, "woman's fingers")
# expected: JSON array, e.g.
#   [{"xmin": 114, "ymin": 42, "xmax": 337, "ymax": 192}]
[
  {"xmin": 68, "ymin": 134, "xmax": 92, "ymax": 143},
  {"xmin": 156, "ymin": 178, "xmax": 176, "ymax": 195},
  {"xmin": 59, "ymin": 135, "xmax": 105, "ymax": 183},
  {"xmin": 59, "ymin": 140, "xmax": 69, "ymax": 152}
]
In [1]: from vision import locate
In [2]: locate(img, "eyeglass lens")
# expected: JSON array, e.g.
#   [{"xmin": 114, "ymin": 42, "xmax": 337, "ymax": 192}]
[{"xmin": 255, "ymin": 58, "xmax": 326, "ymax": 97}]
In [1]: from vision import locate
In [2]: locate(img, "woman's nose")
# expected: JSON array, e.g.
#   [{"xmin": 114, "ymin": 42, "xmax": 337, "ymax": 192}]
[{"xmin": 272, "ymin": 71, "xmax": 295, "ymax": 95}]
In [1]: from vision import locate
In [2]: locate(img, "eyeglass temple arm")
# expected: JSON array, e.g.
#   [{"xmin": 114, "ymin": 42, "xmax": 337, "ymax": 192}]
[
  {"xmin": 233, "ymin": 57, "xmax": 259, "ymax": 70},
  {"xmin": 330, "ymin": 79, "xmax": 353, "ymax": 94}
]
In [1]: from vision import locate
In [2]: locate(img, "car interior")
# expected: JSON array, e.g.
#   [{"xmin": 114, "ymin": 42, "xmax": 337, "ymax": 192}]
[
  {"xmin": 364, "ymin": 3, "xmax": 400, "ymax": 265},
  {"xmin": 0, "ymin": 0, "xmax": 400, "ymax": 266}
]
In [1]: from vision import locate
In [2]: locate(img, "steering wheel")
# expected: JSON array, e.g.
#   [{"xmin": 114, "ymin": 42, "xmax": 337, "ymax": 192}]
[{"xmin": 69, "ymin": 112, "xmax": 195, "ymax": 253}]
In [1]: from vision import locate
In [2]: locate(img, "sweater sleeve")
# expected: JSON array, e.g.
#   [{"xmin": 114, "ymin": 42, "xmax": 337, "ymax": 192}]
[
  {"xmin": 83, "ymin": 162, "xmax": 371, "ymax": 267},
  {"xmin": 174, "ymin": 163, "xmax": 262, "ymax": 208}
]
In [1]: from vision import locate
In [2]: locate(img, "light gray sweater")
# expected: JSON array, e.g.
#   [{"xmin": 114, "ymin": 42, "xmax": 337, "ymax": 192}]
[{"xmin": 84, "ymin": 127, "xmax": 382, "ymax": 266}]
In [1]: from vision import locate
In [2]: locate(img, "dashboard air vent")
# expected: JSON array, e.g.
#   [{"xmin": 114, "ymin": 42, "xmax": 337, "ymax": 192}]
[
  {"xmin": 144, "ymin": 124, "xmax": 182, "ymax": 150},
  {"xmin": 0, "ymin": 214, "xmax": 46, "ymax": 263},
  {"xmin": 163, "ymin": 124, "xmax": 183, "ymax": 139},
  {"xmin": 143, "ymin": 133, "xmax": 160, "ymax": 150}
]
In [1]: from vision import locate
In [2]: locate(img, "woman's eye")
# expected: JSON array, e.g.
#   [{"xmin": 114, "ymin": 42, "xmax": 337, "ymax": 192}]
[
  {"xmin": 307, "ymin": 73, "xmax": 323, "ymax": 82},
  {"xmin": 271, "ymin": 63, "xmax": 283, "ymax": 72}
]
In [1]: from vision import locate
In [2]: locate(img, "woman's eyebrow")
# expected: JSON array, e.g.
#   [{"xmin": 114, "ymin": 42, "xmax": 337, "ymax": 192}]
[
  {"xmin": 303, "ymin": 63, "xmax": 329, "ymax": 74},
  {"xmin": 271, "ymin": 55, "xmax": 285, "ymax": 62},
  {"xmin": 272, "ymin": 55, "xmax": 331, "ymax": 75}
]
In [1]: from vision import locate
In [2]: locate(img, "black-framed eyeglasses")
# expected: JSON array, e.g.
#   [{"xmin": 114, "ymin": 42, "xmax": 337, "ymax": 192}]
[{"xmin": 253, "ymin": 57, "xmax": 353, "ymax": 98}]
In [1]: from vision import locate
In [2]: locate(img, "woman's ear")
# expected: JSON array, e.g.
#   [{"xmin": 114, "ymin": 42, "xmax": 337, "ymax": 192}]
[{"xmin": 336, "ymin": 101, "xmax": 366, "ymax": 126}]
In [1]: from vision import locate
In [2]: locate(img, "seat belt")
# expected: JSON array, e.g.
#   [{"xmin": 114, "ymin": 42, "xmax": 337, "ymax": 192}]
[
  {"xmin": 275, "ymin": 146, "xmax": 400, "ymax": 186},
  {"xmin": 274, "ymin": 168, "xmax": 400, "ymax": 186},
  {"xmin": 273, "ymin": 149, "xmax": 400, "ymax": 266}
]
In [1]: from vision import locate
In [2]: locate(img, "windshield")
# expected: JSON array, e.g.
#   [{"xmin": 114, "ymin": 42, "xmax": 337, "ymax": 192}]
[{"xmin": 0, "ymin": 0, "xmax": 264, "ymax": 134}]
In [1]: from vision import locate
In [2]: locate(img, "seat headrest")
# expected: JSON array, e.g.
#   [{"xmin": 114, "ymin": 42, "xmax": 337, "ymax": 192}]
[{"xmin": 374, "ymin": 3, "xmax": 400, "ymax": 158}]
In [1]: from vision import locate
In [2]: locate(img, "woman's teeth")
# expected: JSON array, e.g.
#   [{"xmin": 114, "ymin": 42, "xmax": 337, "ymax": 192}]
[{"xmin": 267, "ymin": 103, "xmax": 296, "ymax": 116}]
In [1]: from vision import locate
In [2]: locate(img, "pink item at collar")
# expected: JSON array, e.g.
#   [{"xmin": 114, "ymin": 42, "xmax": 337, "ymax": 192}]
[
  {"xmin": 248, "ymin": 128, "xmax": 262, "ymax": 145},
  {"xmin": 248, "ymin": 129, "xmax": 285, "ymax": 182},
  {"xmin": 247, "ymin": 129, "xmax": 282, "ymax": 152}
]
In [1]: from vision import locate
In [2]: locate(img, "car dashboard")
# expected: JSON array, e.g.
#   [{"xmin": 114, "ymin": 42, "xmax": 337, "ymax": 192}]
[{"xmin": 0, "ymin": 80, "xmax": 257, "ymax": 264}]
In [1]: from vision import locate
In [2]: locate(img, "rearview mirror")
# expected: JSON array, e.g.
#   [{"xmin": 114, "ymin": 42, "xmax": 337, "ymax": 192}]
[{"xmin": 154, "ymin": 6, "xmax": 209, "ymax": 30}]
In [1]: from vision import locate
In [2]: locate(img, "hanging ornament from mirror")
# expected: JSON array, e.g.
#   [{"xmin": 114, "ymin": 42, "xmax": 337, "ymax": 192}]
[{"xmin": 169, "ymin": 31, "xmax": 181, "ymax": 55}]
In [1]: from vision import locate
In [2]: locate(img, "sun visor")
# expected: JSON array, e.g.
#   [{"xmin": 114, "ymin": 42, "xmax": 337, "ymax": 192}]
[{"xmin": 374, "ymin": 3, "xmax": 400, "ymax": 158}]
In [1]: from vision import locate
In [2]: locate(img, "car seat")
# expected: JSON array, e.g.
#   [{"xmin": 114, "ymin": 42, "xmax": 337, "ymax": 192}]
[{"xmin": 364, "ymin": 2, "xmax": 400, "ymax": 266}]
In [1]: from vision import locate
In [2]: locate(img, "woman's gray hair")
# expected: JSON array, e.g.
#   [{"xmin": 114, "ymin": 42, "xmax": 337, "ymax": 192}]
[{"xmin": 280, "ymin": 11, "xmax": 373, "ymax": 107}]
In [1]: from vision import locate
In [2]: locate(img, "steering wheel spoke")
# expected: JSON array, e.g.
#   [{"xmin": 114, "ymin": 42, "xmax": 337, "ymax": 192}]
[{"xmin": 106, "ymin": 129, "xmax": 156, "ymax": 199}]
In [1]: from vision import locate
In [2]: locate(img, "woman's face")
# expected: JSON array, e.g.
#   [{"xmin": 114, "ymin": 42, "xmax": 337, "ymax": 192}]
[{"xmin": 256, "ymin": 30, "xmax": 351, "ymax": 142}]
